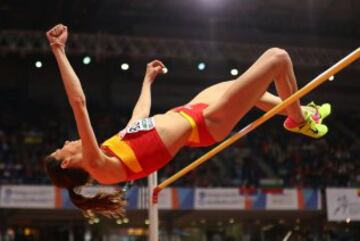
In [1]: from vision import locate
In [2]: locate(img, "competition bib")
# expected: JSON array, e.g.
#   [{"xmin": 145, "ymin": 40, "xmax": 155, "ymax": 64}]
[{"xmin": 120, "ymin": 117, "xmax": 155, "ymax": 138}]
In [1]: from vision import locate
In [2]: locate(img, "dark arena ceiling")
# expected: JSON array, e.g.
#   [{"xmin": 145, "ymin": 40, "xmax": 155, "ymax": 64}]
[
  {"xmin": 0, "ymin": 0, "xmax": 359, "ymax": 111},
  {"xmin": 1, "ymin": 0, "xmax": 359, "ymax": 37}
]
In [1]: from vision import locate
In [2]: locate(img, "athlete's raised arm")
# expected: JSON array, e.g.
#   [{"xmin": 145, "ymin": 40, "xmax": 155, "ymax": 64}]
[
  {"xmin": 46, "ymin": 24, "xmax": 103, "ymax": 168},
  {"xmin": 127, "ymin": 60, "xmax": 165, "ymax": 126}
]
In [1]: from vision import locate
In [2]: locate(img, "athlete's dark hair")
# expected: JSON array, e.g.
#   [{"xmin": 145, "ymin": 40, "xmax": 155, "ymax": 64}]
[{"xmin": 43, "ymin": 156, "xmax": 127, "ymax": 219}]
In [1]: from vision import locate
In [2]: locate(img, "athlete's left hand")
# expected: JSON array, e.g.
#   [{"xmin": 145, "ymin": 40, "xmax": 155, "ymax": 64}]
[{"xmin": 144, "ymin": 60, "xmax": 166, "ymax": 83}]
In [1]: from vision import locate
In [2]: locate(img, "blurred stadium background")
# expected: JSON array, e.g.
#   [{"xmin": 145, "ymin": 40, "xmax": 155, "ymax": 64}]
[{"xmin": 0, "ymin": 0, "xmax": 360, "ymax": 240}]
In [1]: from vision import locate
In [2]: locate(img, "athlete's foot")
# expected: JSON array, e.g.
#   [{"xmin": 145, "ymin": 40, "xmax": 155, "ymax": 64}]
[
  {"xmin": 284, "ymin": 101, "xmax": 331, "ymax": 138},
  {"xmin": 305, "ymin": 101, "xmax": 332, "ymax": 124}
]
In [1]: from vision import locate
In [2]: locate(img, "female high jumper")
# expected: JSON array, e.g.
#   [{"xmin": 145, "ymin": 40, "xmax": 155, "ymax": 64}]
[{"xmin": 44, "ymin": 24, "xmax": 331, "ymax": 218}]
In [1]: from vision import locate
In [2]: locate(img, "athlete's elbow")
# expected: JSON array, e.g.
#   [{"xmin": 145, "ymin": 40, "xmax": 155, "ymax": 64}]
[{"xmin": 70, "ymin": 95, "xmax": 86, "ymax": 107}]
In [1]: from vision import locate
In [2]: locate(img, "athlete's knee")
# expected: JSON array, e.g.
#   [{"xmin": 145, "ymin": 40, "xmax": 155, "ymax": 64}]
[{"xmin": 265, "ymin": 47, "xmax": 291, "ymax": 70}]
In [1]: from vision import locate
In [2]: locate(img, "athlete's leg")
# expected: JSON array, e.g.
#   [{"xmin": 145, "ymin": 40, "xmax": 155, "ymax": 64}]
[
  {"xmin": 255, "ymin": 91, "xmax": 332, "ymax": 124},
  {"xmin": 187, "ymin": 80, "xmax": 290, "ymax": 115},
  {"xmin": 255, "ymin": 91, "xmax": 285, "ymax": 115},
  {"xmin": 203, "ymin": 48, "xmax": 321, "ymax": 140},
  {"xmin": 186, "ymin": 75, "xmax": 313, "ymax": 117},
  {"xmin": 186, "ymin": 80, "xmax": 234, "ymax": 106},
  {"xmin": 273, "ymin": 54, "xmax": 304, "ymax": 122}
]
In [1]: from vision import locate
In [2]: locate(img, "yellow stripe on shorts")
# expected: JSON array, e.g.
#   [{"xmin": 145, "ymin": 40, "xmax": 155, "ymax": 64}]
[
  {"xmin": 102, "ymin": 135, "xmax": 143, "ymax": 173},
  {"xmin": 179, "ymin": 111, "xmax": 200, "ymax": 144}
]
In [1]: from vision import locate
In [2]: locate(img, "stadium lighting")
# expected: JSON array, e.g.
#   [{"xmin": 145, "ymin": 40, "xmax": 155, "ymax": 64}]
[
  {"xmin": 116, "ymin": 219, "xmax": 122, "ymax": 225},
  {"xmin": 162, "ymin": 67, "xmax": 168, "ymax": 74},
  {"xmin": 145, "ymin": 219, "xmax": 150, "ymax": 225},
  {"xmin": 198, "ymin": 62, "xmax": 206, "ymax": 71},
  {"xmin": 35, "ymin": 61, "xmax": 42, "ymax": 68},
  {"xmin": 346, "ymin": 218, "xmax": 351, "ymax": 223},
  {"xmin": 229, "ymin": 218, "xmax": 235, "ymax": 224},
  {"xmin": 83, "ymin": 56, "xmax": 91, "ymax": 65},
  {"xmin": 123, "ymin": 218, "xmax": 129, "ymax": 224},
  {"xmin": 230, "ymin": 68, "xmax": 239, "ymax": 76},
  {"xmin": 121, "ymin": 63, "xmax": 130, "ymax": 71},
  {"xmin": 329, "ymin": 75, "xmax": 335, "ymax": 81},
  {"xmin": 199, "ymin": 0, "xmax": 222, "ymax": 8}
]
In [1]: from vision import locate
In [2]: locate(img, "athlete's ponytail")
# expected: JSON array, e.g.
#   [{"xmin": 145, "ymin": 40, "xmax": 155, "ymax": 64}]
[
  {"xmin": 44, "ymin": 156, "xmax": 127, "ymax": 219},
  {"xmin": 68, "ymin": 187, "xmax": 127, "ymax": 219}
]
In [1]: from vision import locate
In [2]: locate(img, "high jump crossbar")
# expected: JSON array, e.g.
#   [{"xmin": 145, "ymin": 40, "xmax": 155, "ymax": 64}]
[{"xmin": 152, "ymin": 47, "xmax": 360, "ymax": 203}]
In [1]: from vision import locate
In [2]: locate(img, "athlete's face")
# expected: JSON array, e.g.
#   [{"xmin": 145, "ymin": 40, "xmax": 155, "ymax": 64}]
[{"xmin": 50, "ymin": 140, "xmax": 83, "ymax": 167}]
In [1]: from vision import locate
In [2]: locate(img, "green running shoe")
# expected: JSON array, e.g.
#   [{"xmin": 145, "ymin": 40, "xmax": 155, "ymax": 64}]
[
  {"xmin": 306, "ymin": 101, "xmax": 332, "ymax": 124},
  {"xmin": 284, "ymin": 101, "xmax": 332, "ymax": 138}
]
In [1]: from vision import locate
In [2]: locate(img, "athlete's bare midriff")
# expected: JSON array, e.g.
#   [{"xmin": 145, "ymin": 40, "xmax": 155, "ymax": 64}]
[{"xmin": 152, "ymin": 111, "xmax": 193, "ymax": 156}]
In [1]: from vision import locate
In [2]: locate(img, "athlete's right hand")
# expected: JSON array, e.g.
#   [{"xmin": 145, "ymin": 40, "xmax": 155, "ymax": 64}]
[
  {"xmin": 144, "ymin": 60, "xmax": 166, "ymax": 83},
  {"xmin": 46, "ymin": 24, "xmax": 68, "ymax": 49}
]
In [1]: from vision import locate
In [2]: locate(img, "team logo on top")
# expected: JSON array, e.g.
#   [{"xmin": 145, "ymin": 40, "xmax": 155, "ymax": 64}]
[{"xmin": 120, "ymin": 118, "xmax": 155, "ymax": 138}]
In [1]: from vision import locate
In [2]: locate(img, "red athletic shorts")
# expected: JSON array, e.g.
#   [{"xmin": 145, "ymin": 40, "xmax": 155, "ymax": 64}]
[{"xmin": 172, "ymin": 103, "xmax": 217, "ymax": 147}]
